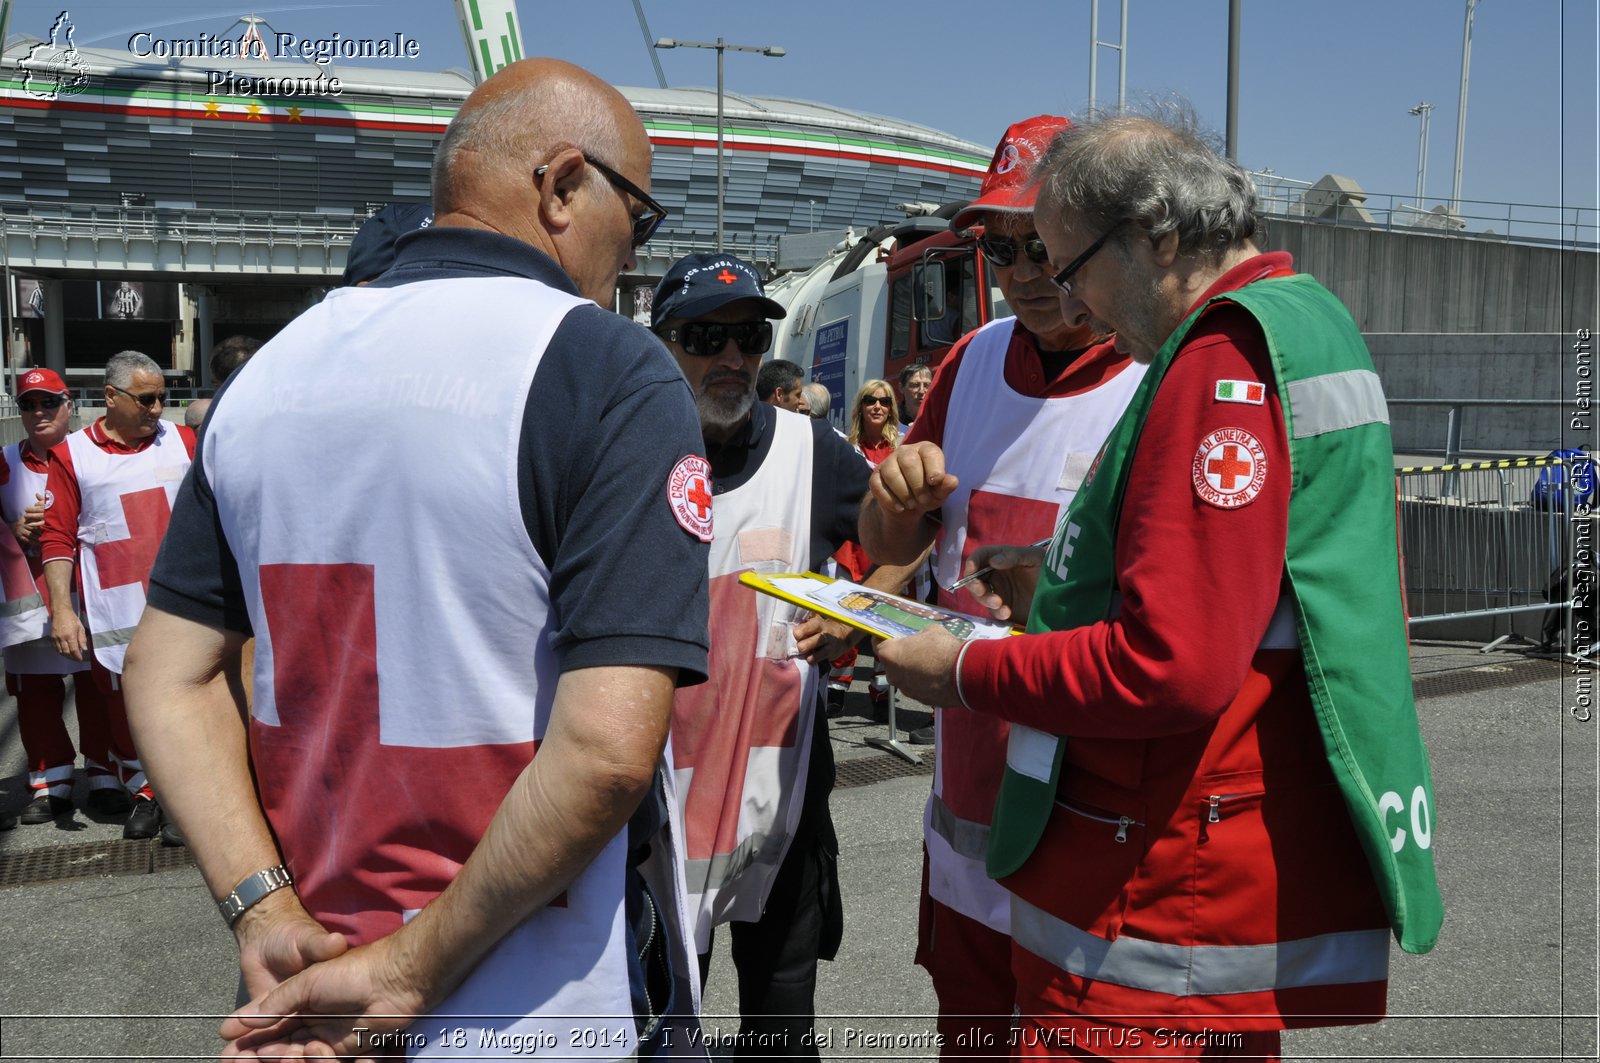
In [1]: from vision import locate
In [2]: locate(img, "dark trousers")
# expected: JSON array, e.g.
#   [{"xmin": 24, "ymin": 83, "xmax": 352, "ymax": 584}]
[{"xmin": 700, "ymin": 704, "xmax": 844, "ymax": 1060}]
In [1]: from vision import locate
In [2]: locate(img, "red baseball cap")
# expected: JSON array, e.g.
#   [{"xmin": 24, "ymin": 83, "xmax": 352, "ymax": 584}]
[
  {"xmin": 950, "ymin": 115, "xmax": 1071, "ymax": 233},
  {"xmin": 17, "ymin": 368, "xmax": 68, "ymax": 396}
]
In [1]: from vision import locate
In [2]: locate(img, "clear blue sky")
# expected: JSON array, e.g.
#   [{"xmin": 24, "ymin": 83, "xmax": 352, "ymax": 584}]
[{"xmin": 15, "ymin": 0, "xmax": 1598, "ymax": 218}]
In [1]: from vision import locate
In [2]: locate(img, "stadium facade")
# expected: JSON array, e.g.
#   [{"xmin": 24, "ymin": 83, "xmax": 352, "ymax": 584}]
[{"xmin": 0, "ymin": 26, "xmax": 986, "ymax": 386}]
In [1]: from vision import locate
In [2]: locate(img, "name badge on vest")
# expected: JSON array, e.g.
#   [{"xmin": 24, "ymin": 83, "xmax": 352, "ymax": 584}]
[
  {"xmin": 153, "ymin": 466, "xmax": 185, "ymax": 483},
  {"xmin": 1058, "ymin": 452, "xmax": 1096, "ymax": 493}
]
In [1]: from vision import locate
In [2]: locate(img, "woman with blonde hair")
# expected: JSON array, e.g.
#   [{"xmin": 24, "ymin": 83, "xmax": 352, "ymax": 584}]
[
  {"xmin": 846, "ymin": 379, "xmax": 900, "ymax": 464},
  {"xmin": 830, "ymin": 379, "xmax": 902, "ymax": 712}
]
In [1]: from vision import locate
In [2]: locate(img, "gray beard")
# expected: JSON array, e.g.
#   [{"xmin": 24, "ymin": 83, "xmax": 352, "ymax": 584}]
[{"xmin": 698, "ymin": 384, "xmax": 754, "ymax": 436}]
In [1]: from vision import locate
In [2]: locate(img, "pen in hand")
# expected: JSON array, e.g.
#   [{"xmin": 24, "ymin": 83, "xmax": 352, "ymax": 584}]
[{"xmin": 943, "ymin": 537, "xmax": 1054, "ymax": 593}]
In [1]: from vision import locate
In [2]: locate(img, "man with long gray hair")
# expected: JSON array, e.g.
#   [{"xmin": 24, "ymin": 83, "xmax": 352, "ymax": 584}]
[
  {"xmin": 40, "ymin": 350, "xmax": 195, "ymax": 841},
  {"xmin": 878, "ymin": 108, "xmax": 1442, "ymax": 1056}
]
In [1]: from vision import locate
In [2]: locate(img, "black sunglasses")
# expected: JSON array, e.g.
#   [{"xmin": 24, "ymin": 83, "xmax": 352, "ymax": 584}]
[
  {"xmin": 861, "ymin": 395, "xmax": 894, "ymax": 409},
  {"xmin": 1051, "ymin": 220, "xmax": 1127, "ymax": 297},
  {"xmin": 658, "ymin": 320, "xmax": 773, "ymax": 358},
  {"xmin": 110, "ymin": 384, "xmax": 166, "ymax": 408},
  {"xmin": 977, "ymin": 233, "xmax": 1051, "ymax": 269},
  {"xmin": 536, "ymin": 153, "xmax": 668, "ymax": 249},
  {"xmin": 18, "ymin": 395, "xmax": 65, "ymax": 412}
]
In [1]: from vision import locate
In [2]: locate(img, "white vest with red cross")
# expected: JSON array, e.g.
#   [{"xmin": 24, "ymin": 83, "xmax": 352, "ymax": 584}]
[
  {"xmin": 0, "ymin": 445, "xmax": 47, "ymax": 654},
  {"xmin": 0, "ymin": 443, "xmax": 81, "ymax": 673},
  {"xmin": 65, "ymin": 421, "xmax": 190, "ymax": 674},
  {"xmin": 671, "ymin": 407, "xmax": 816, "ymax": 952},
  {"xmin": 927, "ymin": 318, "xmax": 1145, "ymax": 932},
  {"xmin": 203, "ymin": 276, "xmax": 699, "ymax": 1059}
]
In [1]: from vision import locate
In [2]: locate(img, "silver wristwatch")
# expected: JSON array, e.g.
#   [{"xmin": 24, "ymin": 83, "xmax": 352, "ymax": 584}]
[{"xmin": 218, "ymin": 865, "xmax": 294, "ymax": 927}]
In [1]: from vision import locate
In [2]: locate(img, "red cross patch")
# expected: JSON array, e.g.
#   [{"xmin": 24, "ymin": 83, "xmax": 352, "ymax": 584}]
[
  {"xmin": 716, "ymin": 270, "xmax": 738, "ymax": 285},
  {"xmin": 1192, "ymin": 427, "xmax": 1268, "ymax": 509},
  {"xmin": 668, "ymin": 455, "xmax": 714, "ymax": 542}
]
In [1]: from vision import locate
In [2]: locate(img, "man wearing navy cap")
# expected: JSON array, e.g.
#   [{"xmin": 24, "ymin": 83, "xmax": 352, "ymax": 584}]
[
  {"xmin": 340, "ymin": 202, "xmax": 434, "ymax": 287},
  {"xmin": 653, "ymin": 252, "xmax": 916, "ymax": 1056}
]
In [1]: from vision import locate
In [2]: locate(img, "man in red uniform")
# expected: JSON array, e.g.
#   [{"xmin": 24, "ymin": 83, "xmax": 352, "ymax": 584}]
[
  {"xmin": 860, "ymin": 115, "xmax": 1145, "ymax": 1055},
  {"xmin": 1, "ymin": 369, "xmax": 123, "ymax": 824},
  {"xmin": 876, "ymin": 108, "xmax": 1440, "ymax": 1058},
  {"xmin": 40, "ymin": 351, "xmax": 195, "ymax": 839}
]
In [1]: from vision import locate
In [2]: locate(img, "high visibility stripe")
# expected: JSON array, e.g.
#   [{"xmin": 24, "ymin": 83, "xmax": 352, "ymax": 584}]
[
  {"xmin": 0, "ymin": 592, "xmax": 43, "ymax": 617},
  {"xmin": 1288, "ymin": 370, "xmax": 1389, "ymax": 439},
  {"xmin": 91, "ymin": 626, "xmax": 138, "ymax": 649},
  {"xmin": 928, "ymin": 793, "xmax": 991, "ymax": 862},
  {"xmin": 1011, "ymin": 896, "xmax": 1390, "ymax": 996},
  {"xmin": 683, "ymin": 829, "xmax": 781, "ymax": 894}
]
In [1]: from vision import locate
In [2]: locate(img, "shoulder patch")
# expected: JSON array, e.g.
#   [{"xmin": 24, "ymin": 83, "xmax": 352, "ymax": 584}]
[
  {"xmin": 1192, "ymin": 428, "xmax": 1268, "ymax": 509},
  {"xmin": 667, "ymin": 455, "xmax": 714, "ymax": 542},
  {"xmin": 1214, "ymin": 379, "xmax": 1266, "ymax": 405}
]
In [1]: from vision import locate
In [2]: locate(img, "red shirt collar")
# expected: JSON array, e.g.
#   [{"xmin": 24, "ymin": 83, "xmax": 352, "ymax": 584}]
[
  {"xmin": 87, "ymin": 417, "xmax": 161, "ymax": 454},
  {"xmin": 1185, "ymin": 250, "xmax": 1295, "ymax": 317}
]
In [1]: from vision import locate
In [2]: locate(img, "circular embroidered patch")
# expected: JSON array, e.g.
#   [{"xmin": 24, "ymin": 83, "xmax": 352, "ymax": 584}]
[
  {"xmin": 1192, "ymin": 428, "xmax": 1268, "ymax": 509},
  {"xmin": 667, "ymin": 455, "xmax": 714, "ymax": 542}
]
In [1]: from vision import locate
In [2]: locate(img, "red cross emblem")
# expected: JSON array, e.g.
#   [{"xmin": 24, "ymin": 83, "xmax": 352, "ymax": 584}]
[
  {"xmin": 672, "ymin": 572, "xmax": 805, "ymax": 876},
  {"xmin": 94, "ymin": 487, "xmax": 172, "ymax": 593},
  {"xmin": 716, "ymin": 270, "xmax": 738, "ymax": 285},
  {"xmin": 250, "ymin": 562, "xmax": 545, "ymax": 947},
  {"xmin": 668, "ymin": 455, "xmax": 714, "ymax": 542},
  {"xmin": 1192, "ymin": 427, "xmax": 1269, "ymax": 509}
]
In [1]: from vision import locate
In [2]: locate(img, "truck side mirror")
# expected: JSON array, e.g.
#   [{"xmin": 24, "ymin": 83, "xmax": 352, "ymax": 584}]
[{"xmin": 913, "ymin": 261, "xmax": 947, "ymax": 322}]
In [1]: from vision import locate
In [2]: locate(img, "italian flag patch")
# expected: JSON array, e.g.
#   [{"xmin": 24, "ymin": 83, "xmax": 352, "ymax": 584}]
[{"xmin": 1214, "ymin": 379, "xmax": 1266, "ymax": 405}]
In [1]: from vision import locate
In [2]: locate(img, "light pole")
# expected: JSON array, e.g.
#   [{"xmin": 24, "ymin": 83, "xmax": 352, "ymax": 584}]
[
  {"xmin": 1408, "ymin": 102, "xmax": 1434, "ymax": 209},
  {"xmin": 1451, "ymin": 0, "xmax": 1478, "ymax": 214},
  {"xmin": 654, "ymin": 36, "xmax": 786, "ymax": 251}
]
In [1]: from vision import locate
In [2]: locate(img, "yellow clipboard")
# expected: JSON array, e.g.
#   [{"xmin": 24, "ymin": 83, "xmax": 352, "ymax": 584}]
[{"xmin": 738, "ymin": 570, "xmax": 1020, "ymax": 642}]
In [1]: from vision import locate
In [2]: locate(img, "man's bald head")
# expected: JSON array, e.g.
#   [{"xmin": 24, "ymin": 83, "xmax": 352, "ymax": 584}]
[{"xmin": 431, "ymin": 59, "xmax": 655, "ymax": 304}]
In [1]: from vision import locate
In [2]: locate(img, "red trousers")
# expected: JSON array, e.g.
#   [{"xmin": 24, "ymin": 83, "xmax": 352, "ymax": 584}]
[
  {"xmin": 916, "ymin": 855, "xmax": 1017, "ymax": 1058},
  {"xmin": 10, "ymin": 661, "xmax": 141, "ymax": 797}
]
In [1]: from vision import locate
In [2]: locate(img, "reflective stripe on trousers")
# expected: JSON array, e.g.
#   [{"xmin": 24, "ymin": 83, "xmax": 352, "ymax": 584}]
[{"xmin": 1011, "ymin": 895, "xmax": 1390, "ymax": 996}]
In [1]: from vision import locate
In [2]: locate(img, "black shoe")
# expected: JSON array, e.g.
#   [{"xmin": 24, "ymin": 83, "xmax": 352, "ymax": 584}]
[
  {"xmin": 159, "ymin": 818, "xmax": 186, "ymax": 848},
  {"xmin": 825, "ymin": 685, "xmax": 847, "ymax": 719},
  {"xmin": 20, "ymin": 794, "xmax": 73, "ymax": 824},
  {"xmin": 908, "ymin": 725, "xmax": 936, "ymax": 746},
  {"xmin": 0, "ymin": 812, "xmax": 15, "ymax": 831},
  {"xmin": 124, "ymin": 797, "xmax": 163, "ymax": 840},
  {"xmin": 86, "ymin": 788, "xmax": 132, "ymax": 817}
]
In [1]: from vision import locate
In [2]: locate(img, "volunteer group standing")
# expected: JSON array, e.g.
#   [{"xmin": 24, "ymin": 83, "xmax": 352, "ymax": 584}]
[{"xmin": 0, "ymin": 54, "xmax": 1441, "ymax": 1062}]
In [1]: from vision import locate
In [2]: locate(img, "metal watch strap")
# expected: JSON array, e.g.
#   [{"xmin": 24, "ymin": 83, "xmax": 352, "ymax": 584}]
[{"xmin": 218, "ymin": 865, "xmax": 293, "ymax": 927}]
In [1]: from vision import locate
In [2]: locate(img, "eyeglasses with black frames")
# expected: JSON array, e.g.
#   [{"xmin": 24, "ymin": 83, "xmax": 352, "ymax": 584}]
[
  {"xmin": 1050, "ymin": 220, "xmax": 1128, "ymax": 297},
  {"xmin": 658, "ymin": 321, "xmax": 773, "ymax": 358},
  {"xmin": 535, "ymin": 153, "xmax": 669, "ymax": 249},
  {"xmin": 861, "ymin": 395, "xmax": 894, "ymax": 409},
  {"xmin": 17, "ymin": 395, "xmax": 65, "ymax": 413}
]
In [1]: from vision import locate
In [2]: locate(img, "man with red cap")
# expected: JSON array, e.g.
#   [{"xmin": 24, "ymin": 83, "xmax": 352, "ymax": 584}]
[
  {"xmin": 1, "ymin": 368, "xmax": 125, "ymax": 824},
  {"xmin": 40, "ymin": 351, "xmax": 196, "ymax": 839},
  {"xmin": 858, "ymin": 116, "xmax": 1147, "ymax": 1052}
]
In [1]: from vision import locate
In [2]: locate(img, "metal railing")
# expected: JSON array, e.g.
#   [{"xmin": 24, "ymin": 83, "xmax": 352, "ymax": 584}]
[
  {"xmin": 1387, "ymin": 398, "xmax": 1572, "ymax": 475},
  {"xmin": 1, "ymin": 203, "xmax": 366, "ymax": 249},
  {"xmin": 1248, "ymin": 171, "xmax": 1599, "ymax": 248},
  {"xmin": 1396, "ymin": 456, "xmax": 1592, "ymax": 659}
]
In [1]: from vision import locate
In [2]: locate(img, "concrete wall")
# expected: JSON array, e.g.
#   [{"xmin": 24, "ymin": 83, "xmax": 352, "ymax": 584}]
[{"xmin": 1258, "ymin": 217, "xmax": 1597, "ymax": 455}]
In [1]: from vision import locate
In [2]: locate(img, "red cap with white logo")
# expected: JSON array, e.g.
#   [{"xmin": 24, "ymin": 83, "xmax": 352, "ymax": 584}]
[
  {"xmin": 18, "ymin": 368, "xmax": 68, "ymax": 397},
  {"xmin": 950, "ymin": 115, "xmax": 1071, "ymax": 233}
]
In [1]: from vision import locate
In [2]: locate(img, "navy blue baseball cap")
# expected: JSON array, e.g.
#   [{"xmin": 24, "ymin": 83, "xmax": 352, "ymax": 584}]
[
  {"xmin": 341, "ymin": 202, "xmax": 434, "ymax": 286},
  {"xmin": 651, "ymin": 253, "xmax": 786, "ymax": 329}
]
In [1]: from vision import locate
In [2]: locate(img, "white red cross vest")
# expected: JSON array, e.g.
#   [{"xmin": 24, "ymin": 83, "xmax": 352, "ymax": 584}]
[
  {"xmin": 0, "ymin": 444, "xmax": 49, "ymax": 656},
  {"xmin": 0, "ymin": 443, "xmax": 85, "ymax": 674},
  {"xmin": 671, "ymin": 408, "xmax": 816, "ymax": 952},
  {"xmin": 204, "ymin": 276, "xmax": 699, "ymax": 1058},
  {"xmin": 65, "ymin": 421, "xmax": 190, "ymax": 674},
  {"xmin": 926, "ymin": 318, "xmax": 1145, "ymax": 932}
]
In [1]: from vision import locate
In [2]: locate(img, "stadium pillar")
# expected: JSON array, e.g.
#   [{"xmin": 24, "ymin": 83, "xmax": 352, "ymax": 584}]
[{"xmin": 41, "ymin": 280, "xmax": 65, "ymax": 375}]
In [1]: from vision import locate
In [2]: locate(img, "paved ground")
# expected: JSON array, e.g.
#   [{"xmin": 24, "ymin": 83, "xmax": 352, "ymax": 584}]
[{"xmin": 0, "ymin": 643, "xmax": 1594, "ymax": 1061}]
